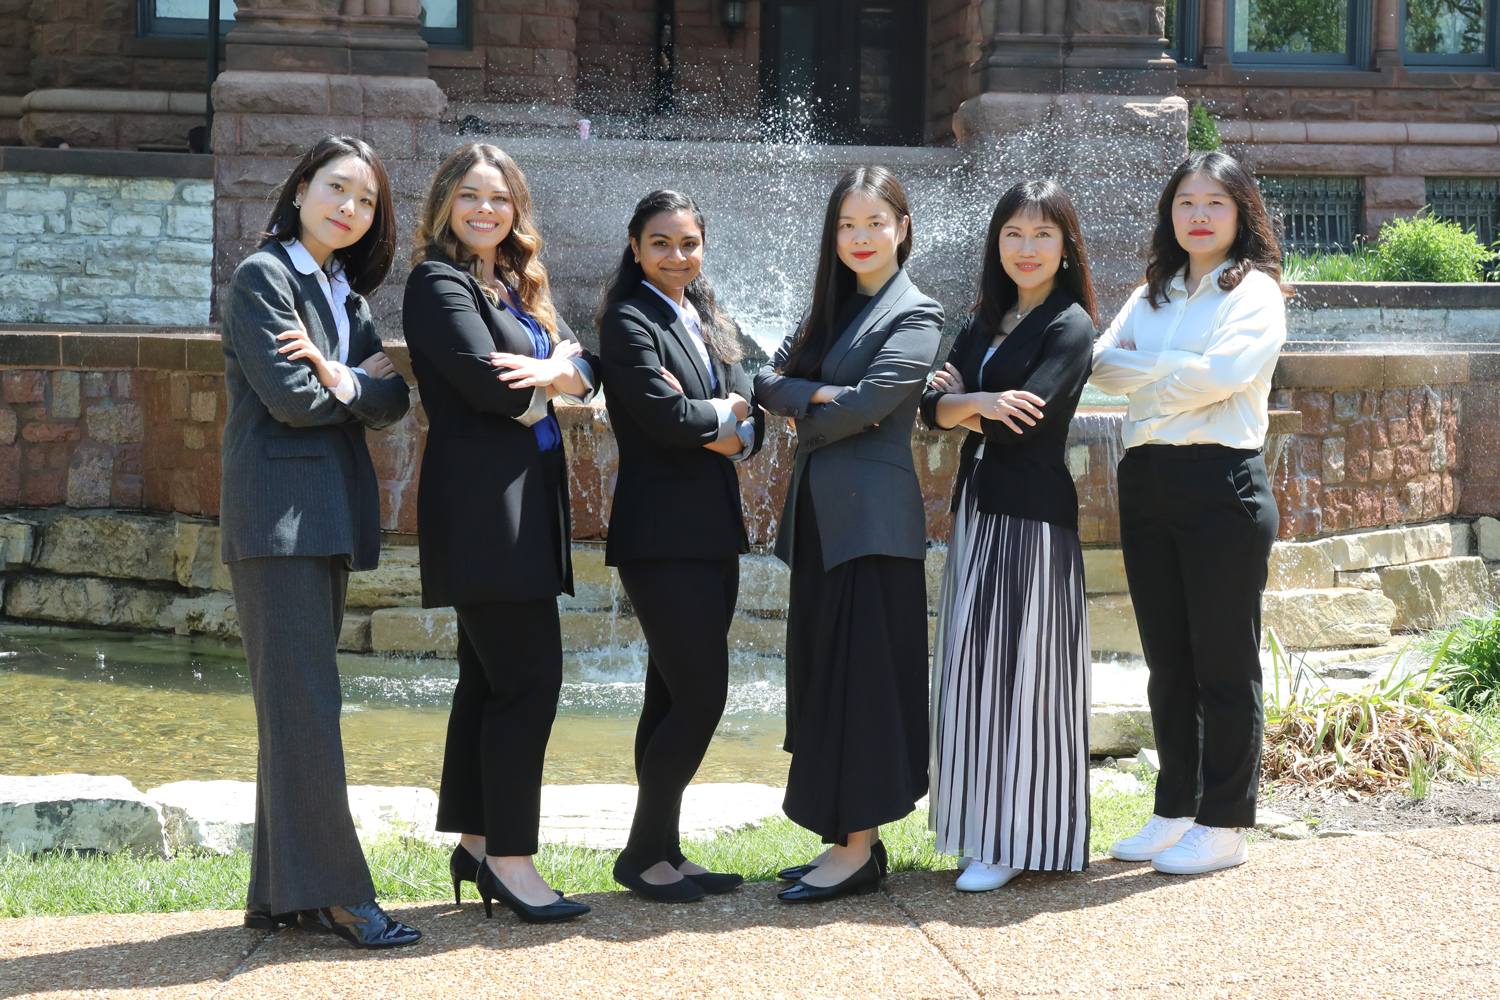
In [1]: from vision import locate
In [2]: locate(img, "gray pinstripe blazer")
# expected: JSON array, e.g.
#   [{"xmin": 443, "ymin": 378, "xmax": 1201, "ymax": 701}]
[{"xmin": 219, "ymin": 242, "xmax": 411, "ymax": 570}]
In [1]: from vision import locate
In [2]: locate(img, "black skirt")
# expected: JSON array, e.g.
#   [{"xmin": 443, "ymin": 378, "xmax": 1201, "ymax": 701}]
[{"xmin": 782, "ymin": 467, "xmax": 930, "ymax": 842}]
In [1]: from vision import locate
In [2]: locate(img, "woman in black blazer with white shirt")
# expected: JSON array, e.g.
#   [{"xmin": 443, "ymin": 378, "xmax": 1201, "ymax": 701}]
[
  {"xmin": 403, "ymin": 143, "xmax": 593, "ymax": 925},
  {"xmin": 596, "ymin": 190, "xmax": 763, "ymax": 903},
  {"xmin": 920, "ymin": 181, "xmax": 1096, "ymax": 893}
]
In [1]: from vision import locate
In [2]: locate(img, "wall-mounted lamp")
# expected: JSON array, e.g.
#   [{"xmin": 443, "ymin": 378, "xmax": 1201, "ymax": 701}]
[{"xmin": 721, "ymin": 0, "xmax": 745, "ymax": 42}]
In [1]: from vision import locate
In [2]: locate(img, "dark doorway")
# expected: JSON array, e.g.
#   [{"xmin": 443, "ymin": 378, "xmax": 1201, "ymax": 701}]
[{"xmin": 759, "ymin": 0, "xmax": 927, "ymax": 146}]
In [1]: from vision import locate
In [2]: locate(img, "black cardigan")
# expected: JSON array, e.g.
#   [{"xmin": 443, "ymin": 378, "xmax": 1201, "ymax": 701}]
[
  {"xmin": 919, "ymin": 289, "xmax": 1095, "ymax": 531},
  {"xmin": 403, "ymin": 254, "xmax": 596, "ymax": 606}
]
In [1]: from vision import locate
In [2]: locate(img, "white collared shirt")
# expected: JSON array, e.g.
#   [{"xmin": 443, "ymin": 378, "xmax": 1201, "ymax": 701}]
[
  {"xmin": 641, "ymin": 280, "xmax": 753, "ymax": 461},
  {"xmin": 1090, "ymin": 262, "xmax": 1286, "ymax": 450},
  {"xmin": 283, "ymin": 239, "xmax": 360, "ymax": 404}
]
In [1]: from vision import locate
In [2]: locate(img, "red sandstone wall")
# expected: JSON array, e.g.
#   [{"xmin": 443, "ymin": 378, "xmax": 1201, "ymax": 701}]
[
  {"xmin": 1184, "ymin": 76, "xmax": 1500, "ymax": 125},
  {"xmin": 12, "ymin": 0, "xmax": 204, "ymax": 94},
  {"xmin": 925, "ymin": 0, "xmax": 978, "ymax": 144}
]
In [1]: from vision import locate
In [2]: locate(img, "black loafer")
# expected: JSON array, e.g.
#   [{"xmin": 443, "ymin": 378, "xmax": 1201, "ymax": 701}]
[
  {"xmin": 612, "ymin": 854, "xmax": 706, "ymax": 903},
  {"xmin": 298, "ymin": 900, "xmax": 422, "ymax": 949},
  {"xmin": 683, "ymin": 870, "xmax": 744, "ymax": 894},
  {"xmin": 243, "ymin": 908, "xmax": 299, "ymax": 930},
  {"xmin": 778, "ymin": 840, "xmax": 888, "ymax": 882},
  {"xmin": 777, "ymin": 855, "xmax": 882, "ymax": 904}
]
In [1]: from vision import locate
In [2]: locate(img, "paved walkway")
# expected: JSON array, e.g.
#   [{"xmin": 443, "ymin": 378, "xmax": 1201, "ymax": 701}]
[{"xmin": 4, "ymin": 827, "xmax": 1498, "ymax": 999}]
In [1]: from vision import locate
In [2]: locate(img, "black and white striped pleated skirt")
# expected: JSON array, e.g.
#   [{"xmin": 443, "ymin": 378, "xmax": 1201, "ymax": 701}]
[{"xmin": 928, "ymin": 477, "xmax": 1092, "ymax": 871}]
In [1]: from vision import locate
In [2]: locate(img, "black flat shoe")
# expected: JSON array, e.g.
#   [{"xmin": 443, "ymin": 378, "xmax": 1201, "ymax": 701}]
[
  {"xmin": 612, "ymin": 854, "xmax": 706, "ymax": 903},
  {"xmin": 476, "ymin": 861, "xmax": 590, "ymax": 924},
  {"xmin": 778, "ymin": 840, "xmax": 889, "ymax": 882},
  {"xmin": 682, "ymin": 870, "xmax": 744, "ymax": 894},
  {"xmin": 777, "ymin": 854, "xmax": 882, "ymax": 904},
  {"xmin": 298, "ymin": 901, "xmax": 422, "ymax": 948},
  {"xmin": 243, "ymin": 908, "xmax": 299, "ymax": 930},
  {"xmin": 449, "ymin": 843, "xmax": 483, "ymax": 904}
]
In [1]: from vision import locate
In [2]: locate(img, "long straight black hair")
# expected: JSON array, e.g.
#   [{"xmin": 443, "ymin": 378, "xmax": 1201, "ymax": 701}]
[
  {"xmin": 973, "ymin": 180, "xmax": 1098, "ymax": 332},
  {"xmin": 778, "ymin": 166, "xmax": 912, "ymax": 378},
  {"xmin": 260, "ymin": 135, "xmax": 396, "ymax": 296},
  {"xmin": 597, "ymin": 189, "xmax": 743, "ymax": 364},
  {"xmin": 1144, "ymin": 150, "xmax": 1285, "ymax": 309}
]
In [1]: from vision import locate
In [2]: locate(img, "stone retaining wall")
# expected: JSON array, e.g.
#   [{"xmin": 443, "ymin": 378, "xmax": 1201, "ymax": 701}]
[{"xmin": 1289, "ymin": 283, "xmax": 1500, "ymax": 345}]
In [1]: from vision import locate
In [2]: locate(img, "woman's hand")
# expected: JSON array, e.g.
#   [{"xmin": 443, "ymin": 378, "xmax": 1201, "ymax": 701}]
[
  {"xmin": 929, "ymin": 363, "xmax": 965, "ymax": 395},
  {"xmin": 276, "ymin": 319, "xmax": 340, "ymax": 388},
  {"xmin": 809, "ymin": 384, "xmax": 841, "ymax": 406},
  {"xmin": 357, "ymin": 351, "xmax": 399, "ymax": 380},
  {"xmin": 726, "ymin": 392, "xmax": 751, "ymax": 421},
  {"xmin": 974, "ymin": 389, "xmax": 1046, "ymax": 434},
  {"xmin": 660, "ymin": 368, "xmax": 684, "ymax": 393},
  {"xmin": 491, "ymin": 349, "xmax": 575, "ymax": 389}
]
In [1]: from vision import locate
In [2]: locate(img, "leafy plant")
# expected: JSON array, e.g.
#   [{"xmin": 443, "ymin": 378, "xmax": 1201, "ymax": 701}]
[
  {"xmin": 1375, "ymin": 213, "xmax": 1497, "ymax": 282},
  {"xmin": 1282, "ymin": 244, "xmax": 1387, "ymax": 282},
  {"xmin": 1425, "ymin": 605, "xmax": 1500, "ymax": 712},
  {"xmin": 1188, "ymin": 100, "xmax": 1221, "ymax": 152}
]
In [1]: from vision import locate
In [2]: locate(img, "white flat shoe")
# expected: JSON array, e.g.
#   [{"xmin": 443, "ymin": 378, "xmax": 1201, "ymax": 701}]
[
  {"xmin": 1109, "ymin": 814, "xmax": 1197, "ymax": 862},
  {"xmin": 1152, "ymin": 824, "xmax": 1248, "ymax": 875},
  {"xmin": 955, "ymin": 861, "xmax": 1020, "ymax": 892},
  {"xmin": 956, "ymin": 856, "xmax": 972, "ymax": 872}
]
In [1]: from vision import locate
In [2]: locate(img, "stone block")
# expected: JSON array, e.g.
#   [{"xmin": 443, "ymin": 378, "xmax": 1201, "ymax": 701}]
[
  {"xmin": 1089, "ymin": 709, "xmax": 1154, "ymax": 757},
  {"xmin": 168, "ymin": 592, "xmax": 239, "ymax": 639},
  {"xmin": 339, "ymin": 612, "xmax": 372, "ymax": 652},
  {"xmin": 0, "ymin": 774, "xmax": 166, "ymax": 856},
  {"xmin": 1261, "ymin": 588, "xmax": 1397, "ymax": 648},
  {"xmin": 135, "ymin": 263, "xmax": 212, "ymax": 299},
  {"xmin": 85, "ymin": 399, "xmax": 144, "ymax": 445},
  {"xmin": 1082, "ymin": 548, "xmax": 1129, "ymax": 594},
  {"xmin": 180, "ymin": 182, "xmax": 214, "ymax": 204},
  {"xmin": 66, "ymin": 446, "xmax": 113, "ymax": 508},
  {"xmin": 118, "ymin": 179, "xmax": 177, "ymax": 202},
  {"xmin": 108, "ymin": 214, "xmax": 162, "ymax": 238},
  {"xmin": 0, "ymin": 517, "xmax": 36, "ymax": 567},
  {"xmin": 346, "ymin": 545, "xmax": 422, "ymax": 608},
  {"xmin": 737, "ymin": 553, "xmax": 790, "ymax": 612},
  {"xmin": 537, "ymin": 782, "xmax": 785, "ymax": 850},
  {"xmin": 1088, "ymin": 593, "xmax": 1143, "ymax": 656},
  {"xmin": 0, "ymin": 273, "xmax": 59, "ymax": 300},
  {"xmin": 165, "ymin": 204, "xmax": 213, "ymax": 240},
  {"xmin": 35, "ymin": 513, "xmax": 177, "ymax": 581},
  {"xmin": 4, "ymin": 574, "xmax": 174, "ymax": 629},
  {"xmin": 1404, "ymin": 523, "xmax": 1453, "ymax": 563},
  {"xmin": 560, "ymin": 608, "xmax": 643, "ymax": 651},
  {"xmin": 728, "ymin": 613, "xmax": 784, "ymax": 656},
  {"xmin": 1378, "ymin": 556, "xmax": 1493, "ymax": 630},
  {"xmin": 1328, "ymin": 528, "xmax": 1407, "ymax": 571},
  {"xmin": 924, "ymin": 545, "xmax": 946, "ymax": 611},
  {"xmin": 5, "ymin": 187, "xmax": 66, "ymax": 212},
  {"xmin": 146, "ymin": 780, "xmax": 254, "ymax": 855},
  {"xmin": 49, "ymin": 371, "xmax": 80, "ymax": 420},
  {"xmin": 1451, "ymin": 521, "xmax": 1473, "ymax": 557},
  {"xmin": 155, "ymin": 240, "xmax": 214, "ymax": 264},
  {"xmin": 1267, "ymin": 539, "xmax": 1336, "ymax": 591},
  {"xmin": 16, "ymin": 242, "xmax": 84, "ymax": 273},
  {"xmin": 370, "ymin": 606, "xmax": 457, "ymax": 654},
  {"xmin": 1476, "ymin": 516, "xmax": 1500, "ymax": 560},
  {"xmin": 173, "ymin": 522, "xmax": 231, "ymax": 591},
  {"xmin": 1336, "ymin": 570, "xmax": 1383, "ymax": 590},
  {"xmin": 211, "ymin": 71, "xmax": 336, "ymax": 116},
  {"xmin": 346, "ymin": 785, "xmax": 439, "ymax": 843}
]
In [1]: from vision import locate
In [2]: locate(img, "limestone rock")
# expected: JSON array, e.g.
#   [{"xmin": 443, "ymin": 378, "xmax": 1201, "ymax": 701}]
[
  {"xmin": 1089, "ymin": 770, "xmax": 1146, "ymax": 796},
  {"xmin": 560, "ymin": 609, "xmax": 643, "ymax": 653},
  {"xmin": 728, "ymin": 613, "xmax": 784, "ymax": 656},
  {"xmin": 1083, "ymin": 548, "xmax": 1129, "ymax": 594},
  {"xmin": 147, "ymin": 780, "xmax": 254, "ymax": 855},
  {"xmin": 1477, "ymin": 516, "xmax": 1500, "ymax": 561},
  {"xmin": 1138, "ymin": 748, "xmax": 1160, "ymax": 773},
  {"xmin": 1262, "ymin": 588, "xmax": 1396, "ymax": 648},
  {"xmin": 345, "ymin": 546, "xmax": 422, "ymax": 609},
  {"xmin": 346, "ymin": 785, "xmax": 439, "ymax": 844},
  {"xmin": 924, "ymin": 546, "xmax": 946, "ymax": 612},
  {"xmin": 369, "ymin": 606, "xmax": 457, "ymax": 654},
  {"xmin": 1267, "ymin": 539, "xmax": 1336, "ymax": 591},
  {"xmin": 1088, "ymin": 593, "xmax": 1143, "ymax": 656},
  {"xmin": 174, "ymin": 521, "xmax": 231, "ymax": 591},
  {"xmin": 570, "ymin": 545, "xmax": 612, "ymax": 590},
  {"xmin": 339, "ymin": 612, "xmax": 372, "ymax": 653},
  {"xmin": 1090, "ymin": 707, "xmax": 1153, "ymax": 756},
  {"xmin": 0, "ymin": 774, "xmax": 166, "ymax": 856},
  {"xmin": 1403, "ymin": 523, "xmax": 1453, "ymax": 563},
  {"xmin": 1328, "ymin": 529, "xmax": 1407, "ymax": 572},
  {"xmin": 537, "ymin": 783, "xmax": 785, "ymax": 850},
  {"xmin": 738, "ymin": 554, "xmax": 791, "ymax": 613},
  {"xmin": 168, "ymin": 592, "xmax": 239, "ymax": 639},
  {"xmin": 1336, "ymin": 570, "xmax": 1383, "ymax": 590},
  {"xmin": 1451, "ymin": 521, "xmax": 1473, "ymax": 558},
  {"xmin": 34, "ymin": 514, "xmax": 176, "ymax": 581},
  {"xmin": 4, "ymin": 574, "xmax": 173, "ymax": 630},
  {"xmin": 0, "ymin": 517, "xmax": 36, "ymax": 568},
  {"xmin": 1271, "ymin": 822, "xmax": 1316, "ymax": 840},
  {"xmin": 1254, "ymin": 810, "xmax": 1296, "ymax": 831},
  {"xmin": 1378, "ymin": 556, "xmax": 1492, "ymax": 630}
]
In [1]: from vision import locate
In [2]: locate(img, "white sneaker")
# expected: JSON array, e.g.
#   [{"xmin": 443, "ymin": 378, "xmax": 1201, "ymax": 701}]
[
  {"xmin": 1151, "ymin": 824, "xmax": 1248, "ymax": 875},
  {"xmin": 1108, "ymin": 814, "xmax": 1197, "ymax": 862},
  {"xmin": 955, "ymin": 861, "xmax": 1021, "ymax": 892}
]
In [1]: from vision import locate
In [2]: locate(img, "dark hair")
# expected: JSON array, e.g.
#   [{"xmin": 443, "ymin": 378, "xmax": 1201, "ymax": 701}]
[
  {"xmin": 973, "ymin": 180, "xmax": 1098, "ymax": 331},
  {"xmin": 597, "ymin": 189, "xmax": 743, "ymax": 364},
  {"xmin": 779, "ymin": 166, "xmax": 912, "ymax": 378},
  {"xmin": 1144, "ymin": 150, "xmax": 1285, "ymax": 309},
  {"xmin": 261, "ymin": 135, "xmax": 396, "ymax": 296}
]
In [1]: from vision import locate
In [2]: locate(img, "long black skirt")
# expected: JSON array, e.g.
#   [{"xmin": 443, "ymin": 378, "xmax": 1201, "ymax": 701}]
[{"xmin": 781, "ymin": 472, "xmax": 930, "ymax": 843}]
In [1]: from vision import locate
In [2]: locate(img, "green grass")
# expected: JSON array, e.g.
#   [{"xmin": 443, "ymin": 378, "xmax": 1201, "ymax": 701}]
[
  {"xmin": 1282, "ymin": 246, "xmax": 1389, "ymax": 282},
  {"xmin": 0, "ymin": 784, "xmax": 1155, "ymax": 919}
]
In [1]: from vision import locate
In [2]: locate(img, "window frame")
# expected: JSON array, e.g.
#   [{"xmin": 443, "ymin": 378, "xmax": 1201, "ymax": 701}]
[
  {"xmin": 137, "ymin": 0, "xmax": 473, "ymax": 49},
  {"xmin": 1400, "ymin": 0, "xmax": 1495, "ymax": 68},
  {"xmin": 1226, "ymin": 0, "xmax": 1371, "ymax": 70},
  {"xmin": 1168, "ymin": 0, "xmax": 1202, "ymax": 68}
]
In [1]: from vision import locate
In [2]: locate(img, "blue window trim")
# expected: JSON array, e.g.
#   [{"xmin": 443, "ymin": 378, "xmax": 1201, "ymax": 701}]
[
  {"xmin": 137, "ymin": 1, "xmax": 473, "ymax": 49},
  {"xmin": 1227, "ymin": 0, "xmax": 1370, "ymax": 70},
  {"xmin": 1400, "ymin": 0, "xmax": 1495, "ymax": 68},
  {"xmin": 1168, "ymin": 0, "xmax": 1202, "ymax": 68}
]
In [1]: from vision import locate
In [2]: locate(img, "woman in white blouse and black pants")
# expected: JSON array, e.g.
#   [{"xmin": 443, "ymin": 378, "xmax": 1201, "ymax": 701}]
[{"xmin": 1091, "ymin": 151, "xmax": 1287, "ymax": 877}]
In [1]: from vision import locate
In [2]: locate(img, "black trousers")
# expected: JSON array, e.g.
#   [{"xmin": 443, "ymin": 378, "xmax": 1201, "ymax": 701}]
[
  {"xmin": 1117, "ymin": 444, "xmax": 1278, "ymax": 830},
  {"xmin": 615, "ymin": 556, "xmax": 739, "ymax": 866},
  {"xmin": 435, "ymin": 598, "xmax": 563, "ymax": 857}
]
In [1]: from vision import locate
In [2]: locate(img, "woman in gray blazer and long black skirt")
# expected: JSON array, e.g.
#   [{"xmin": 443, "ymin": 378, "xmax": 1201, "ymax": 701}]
[
  {"xmin": 755, "ymin": 167, "xmax": 943, "ymax": 903},
  {"xmin": 220, "ymin": 136, "xmax": 415, "ymax": 947}
]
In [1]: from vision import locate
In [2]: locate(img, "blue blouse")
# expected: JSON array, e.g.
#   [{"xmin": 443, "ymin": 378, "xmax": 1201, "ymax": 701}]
[{"xmin": 500, "ymin": 292, "xmax": 562, "ymax": 452}]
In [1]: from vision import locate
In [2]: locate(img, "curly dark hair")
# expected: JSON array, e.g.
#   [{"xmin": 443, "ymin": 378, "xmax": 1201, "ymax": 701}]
[{"xmin": 1144, "ymin": 150, "xmax": 1286, "ymax": 309}]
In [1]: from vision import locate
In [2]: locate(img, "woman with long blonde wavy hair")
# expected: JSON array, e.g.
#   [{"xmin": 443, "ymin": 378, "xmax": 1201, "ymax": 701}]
[{"xmin": 403, "ymin": 142, "xmax": 596, "ymax": 925}]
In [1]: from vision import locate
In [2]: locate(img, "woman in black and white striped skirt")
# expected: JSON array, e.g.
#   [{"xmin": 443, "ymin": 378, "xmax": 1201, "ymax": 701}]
[{"xmin": 920, "ymin": 180, "xmax": 1097, "ymax": 891}]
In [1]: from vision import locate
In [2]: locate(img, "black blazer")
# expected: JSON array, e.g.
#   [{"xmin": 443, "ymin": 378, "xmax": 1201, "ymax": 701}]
[
  {"xmin": 597, "ymin": 288, "xmax": 765, "ymax": 566},
  {"xmin": 919, "ymin": 288, "xmax": 1094, "ymax": 531},
  {"xmin": 404, "ymin": 254, "xmax": 596, "ymax": 607},
  {"xmin": 220, "ymin": 241, "xmax": 410, "ymax": 570}
]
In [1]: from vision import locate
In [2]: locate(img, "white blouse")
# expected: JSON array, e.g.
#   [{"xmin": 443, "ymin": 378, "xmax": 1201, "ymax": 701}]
[{"xmin": 1090, "ymin": 262, "xmax": 1286, "ymax": 450}]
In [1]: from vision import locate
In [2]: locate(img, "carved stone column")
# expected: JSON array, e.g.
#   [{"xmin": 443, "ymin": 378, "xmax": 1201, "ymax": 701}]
[
  {"xmin": 1373, "ymin": 0, "xmax": 1402, "ymax": 71},
  {"xmin": 1200, "ymin": 0, "xmax": 1228, "ymax": 68}
]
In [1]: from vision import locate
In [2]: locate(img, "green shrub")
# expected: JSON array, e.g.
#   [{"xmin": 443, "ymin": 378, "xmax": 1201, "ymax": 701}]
[
  {"xmin": 1427, "ymin": 606, "xmax": 1500, "ymax": 713},
  {"xmin": 1282, "ymin": 244, "xmax": 1386, "ymax": 282},
  {"xmin": 1188, "ymin": 101, "xmax": 1221, "ymax": 152},
  {"xmin": 1375, "ymin": 213, "xmax": 1496, "ymax": 282}
]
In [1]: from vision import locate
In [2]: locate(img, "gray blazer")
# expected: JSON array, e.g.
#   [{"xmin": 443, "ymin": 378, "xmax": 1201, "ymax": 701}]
[
  {"xmin": 754, "ymin": 269, "xmax": 943, "ymax": 570},
  {"xmin": 219, "ymin": 242, "xmax": 411, "ymax": 569}
]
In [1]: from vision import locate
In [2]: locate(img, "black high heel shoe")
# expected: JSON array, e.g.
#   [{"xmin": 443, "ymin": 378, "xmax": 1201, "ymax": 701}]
[
  {"xmin": 778, "ymin": 840, "xmax": 888, "ymax": 882},
  {"xmin": 476, "ymin": 861, "xmax": 590, "ymax": 924},
  {"xmin": 449, "ymin": 843, "xmax": 482, "ymax": 904},
  {"xmin": 777, "ymin": 854, "xmax": 882, "ymax": 904},
  {"xmin": 298, "ymin": 901, "xmax": 422, "ymax": 948},
  {"xmin": 668, "ymin": 849, "xmax": 744, "ymax": 894},
  {"xmin": 612, "ymin": 853, "xmax": 706, "ymax": 903}
]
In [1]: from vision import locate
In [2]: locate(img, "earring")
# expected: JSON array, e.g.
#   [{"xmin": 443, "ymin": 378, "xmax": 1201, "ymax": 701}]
[
  {"xmin": 293, "ymin": 199, "xmax": 302, "ymax": 209},
  {"xmin": 1062, "ymin": 258, "xmax": 1069, "ymax": 269}
]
